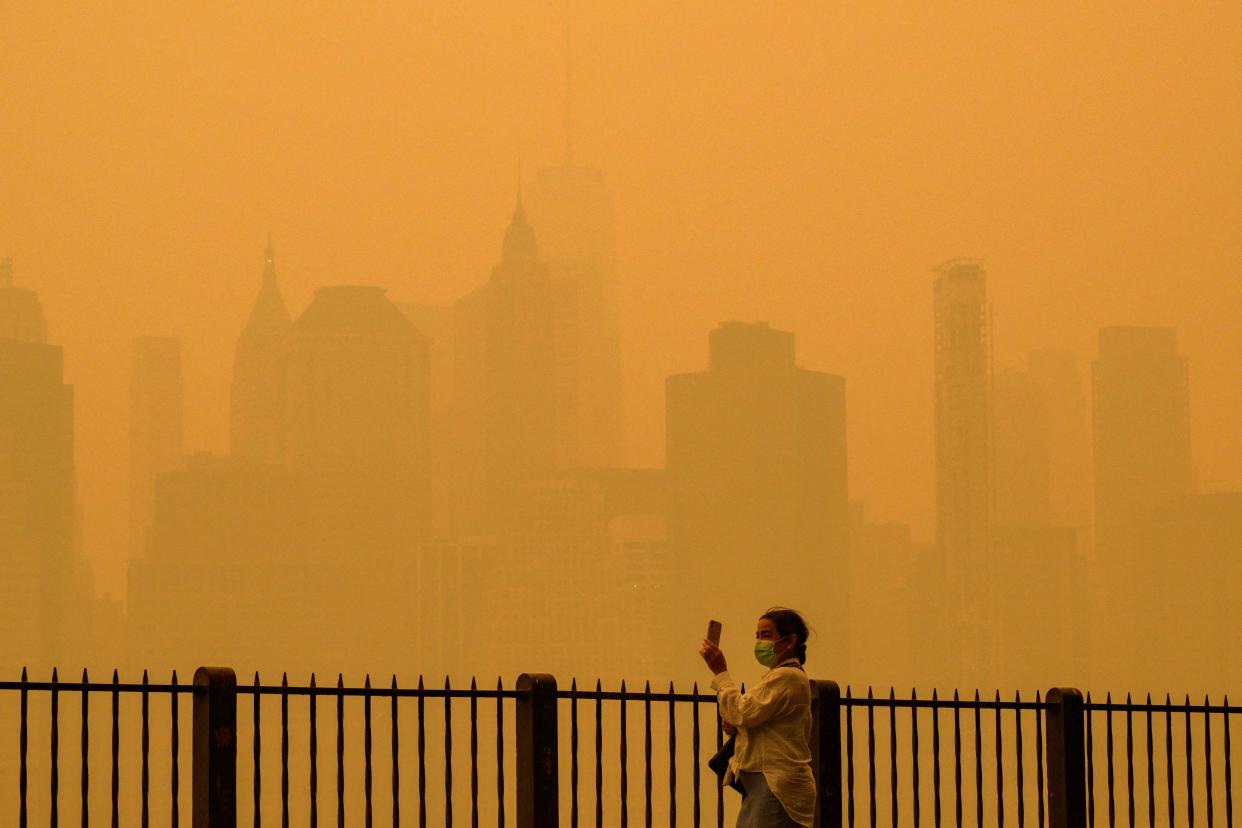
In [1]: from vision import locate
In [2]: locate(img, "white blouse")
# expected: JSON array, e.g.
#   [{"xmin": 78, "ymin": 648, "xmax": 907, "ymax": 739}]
[{"xmin": 711, "ymin": 659, "xmax": 815, "ymax": 827}]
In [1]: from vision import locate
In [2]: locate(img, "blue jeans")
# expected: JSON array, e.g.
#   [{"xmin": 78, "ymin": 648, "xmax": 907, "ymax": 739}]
[{"xmin": 736, "ymin": 771, "xmax": 801, "ymax": 827}]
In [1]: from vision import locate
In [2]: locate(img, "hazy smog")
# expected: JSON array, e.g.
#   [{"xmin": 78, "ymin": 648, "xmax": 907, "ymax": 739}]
[{"xmin": 1, "ymin": 3, "xmax": 1239, "ymax": 824}]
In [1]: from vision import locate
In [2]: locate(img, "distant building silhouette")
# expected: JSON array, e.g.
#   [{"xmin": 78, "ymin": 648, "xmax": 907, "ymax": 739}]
[
  {"xmin": 847, "ymin": 503, "xmax": 931, "ymax": 688},
  {"xmin": 666, "ymin": 321, "xmax": 848, "ymax": 664},
  {"xmin": 127, "ymin": 453, "xmax": 329, "ymax": 670},
  {"xmin": 526, "ymin": 162, "xmax": 625, "ymax": 469},
  {"xmin": 932, "ymin": 260, "xmax": 993, "ymax": 681},
  {"xmin": 281, "ymin": 285, "xmax": 432, "ymax": 555},
  {"xmin": 993, "ymin": 368, "xmax": 1050, "ymax": 528},
  {"xmin": 1146, "ymin": 492, "xmax": 1242, "ymax": 693},
  {"xmin": 129, "ymin": 336, "xmax": 184, "ymax": 557},
  {"xmin": 396, "ymin": 302, "xmax": 455, "ymax": 538},
  {"xmin": 230, "ymin": 236, "xmax": 291, "ymax": 465},
  {"xmin": 0, "ymin": 266, "xmax": 77, "ymax": 667},
  {"xmin": 1027, "ymin": 350, "xmax": 1092, "ymax": 539},
  {"xmin": 1092, "ymin": 326, "xmax": 1192, "ymax": 679},
  {"xmin": 991, "ymin": 353, "xmax": 1090, "ymax": 686},
  {"xmin": 453, "ymin": 198, "xmax": 569, "ymax": 532}
]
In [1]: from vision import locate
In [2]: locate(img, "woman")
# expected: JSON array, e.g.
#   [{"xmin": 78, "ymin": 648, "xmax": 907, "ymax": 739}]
[{"xmin": 699, "ymin": 608, "xmax": 815, "ymax": 828}]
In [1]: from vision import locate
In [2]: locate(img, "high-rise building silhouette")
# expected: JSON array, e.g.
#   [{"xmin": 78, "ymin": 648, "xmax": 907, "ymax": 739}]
[
  {"xmin": 281, "ymin": 284, "xmax": 432, "ymax": 555},
  {"xmin": 396, "ymin": 301, "xmax": 455, "ymax": 538},
  {"xmin": 666, "ymin": 321, "xmax": 848, "ymax": 661},
  {"xmin": 1027, "ymin": 350, "xmax": 1091, "ymax": 539},
  {"xmin": 127, "ymin": 452, "xmax": 326, "ymax": 671},
  {"xmin": 1092, "ymin": 326, "xmax": 1192, "ymax": 679},
  {"xmin": 526, "ymin": 161, "xmax": 625, "ymax": 469},
  {"xmin": 993, "ymin": 368, "xmax": 1050, "ymax": 528},
  {"xmin": 932, "ymin": 259, "xmax": 992, "ymax": 680},
  {"xmin": 991, "ymin": 353, "xmax": 1090, "ymax": 687},
  {"xmin": 0, "ymin": 266, "xmax": 76, "ymax": 666},
  {"xmin": 230, "ymin": 236, "xmax": 291, "ymax": 465},
  {"xmin": 129, "ymin": 336, "xmax": 184, "ymax": 557},
  {"xmin": 1146, "ymin": 492, "xmax": 1241, "ymax": 693},
  {"xmin": 453, "ymin": 198, "xmax": 570, "ymax": 532}
]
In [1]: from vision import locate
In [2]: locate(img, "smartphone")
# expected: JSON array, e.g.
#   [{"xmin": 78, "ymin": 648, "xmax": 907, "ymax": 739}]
[{"xmin": 706, "ymin": 620, "xmax": 722, "ymax": 646}]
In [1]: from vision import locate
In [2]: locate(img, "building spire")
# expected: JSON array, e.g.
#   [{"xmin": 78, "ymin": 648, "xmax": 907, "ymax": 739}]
[{"xmin": 264, "ymin": 232, "xmax": 275, "ymax": 270}]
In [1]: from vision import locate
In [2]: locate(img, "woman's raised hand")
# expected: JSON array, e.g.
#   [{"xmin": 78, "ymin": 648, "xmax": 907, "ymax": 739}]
[{"xmin": 699, "ymin": 639, "xmax": 728, "ymax": 675}]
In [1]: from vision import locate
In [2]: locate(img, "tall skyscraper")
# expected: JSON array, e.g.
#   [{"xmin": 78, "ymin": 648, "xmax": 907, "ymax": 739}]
[
  {"xmin": 992, "ymin": 368, "xmax": 1051, "ymax": 528},
  {"xmin": 452, "ymin": 198, "xmax": 572, "ymax": 533},
  {"xmin": 230, "ymin": 236, "xmax": 291, "ymax": 465},
  {"xmin": 129, "ymin": 336, "xmax": 184, "ymax": 557},
  {"xmin": 932, "ymin": 260, "xmax": 992, "ymax": 679},
  {"xmin": 1092, "ymin": 327, "xmax": 1192, "ymax": 678},
  {"xmin": 0, "ymin": 267, "xmax": 76, "ymax": 666},
  {"xmin": 526, "ymin": 160, "xmax": 625, "ymax": 470},
  {"xmin": 281, "ymin": 284, "xmax": 432, "ymax": 555},
  {"xmin": 991, "ymin": 353, "xmax": 1090, "ymax": 687},
  {"xmin": 1027, "ymin": 350, "xmax": 1091, "ymax": 539},
  {"xmin": 666, "ymin": 321, "xmax": 848, "ymax": 659}
]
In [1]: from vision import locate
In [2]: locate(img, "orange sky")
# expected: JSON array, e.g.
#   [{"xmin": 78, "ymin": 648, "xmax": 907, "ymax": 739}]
[{"xmin": 2, "ymin": 2, "xmax": 1240, "ymax": 597}]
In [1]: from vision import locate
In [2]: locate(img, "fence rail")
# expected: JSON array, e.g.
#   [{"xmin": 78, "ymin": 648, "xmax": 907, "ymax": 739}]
[{"xmin": 3, "ymin": 668, "xmax": 1238, "ymax": 827}]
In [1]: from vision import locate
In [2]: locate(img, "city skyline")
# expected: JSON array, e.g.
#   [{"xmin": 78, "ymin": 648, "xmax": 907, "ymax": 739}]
[{"xmin": 5, "ymin": 3, "xmax": 1241, "ymax": 604}]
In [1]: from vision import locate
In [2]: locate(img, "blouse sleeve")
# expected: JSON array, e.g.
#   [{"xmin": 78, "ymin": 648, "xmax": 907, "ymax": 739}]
[{"xmin": 710, "ymin": 669, "xmax": 793, "ymax": 729}]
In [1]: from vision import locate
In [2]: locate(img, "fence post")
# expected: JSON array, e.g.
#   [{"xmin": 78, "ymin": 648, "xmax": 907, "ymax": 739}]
[
  {"xmin": 193, "ymin": 667, "xmax": 237, "ymax": 828},
  {"xmin": 1045, "ymin": 687, "xmax": 1086, "ymax": 828},
  {"xmin": 811, "ymin": 679, "xmax": 843, "ymax": 828},
  {"xmin": 516, "ymin": 673, "xmax": 559, "ymax": 828}
]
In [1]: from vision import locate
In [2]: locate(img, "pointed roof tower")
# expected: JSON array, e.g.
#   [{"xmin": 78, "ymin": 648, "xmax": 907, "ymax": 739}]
[
  {"xmin": 499, "ymin": 192, "xmax": 540, "ymax": 270},
  {"xmin": 240, "ymin": 233, "xmax": 292, "ymax": 343}
]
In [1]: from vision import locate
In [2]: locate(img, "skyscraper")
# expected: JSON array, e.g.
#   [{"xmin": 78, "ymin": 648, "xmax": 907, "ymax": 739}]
[
  {"xmin": 991, "ymin": 352, "xmax": 1091, "ymax": 686},
  {"xmin": 230, "ymin": 236, "xmax": 291, "ymax": 465},
  {"xmin": 281, "ymin": 284, "xmax": 432, "ymax": 555},
  {"xmin": 1027, "ymin": 350, "xmax": 1091, "ymax": 539},
  {"xmin": 932, "ymin": 260, "xmax": 992, "ymax": 679},
  {"xmin": 129, "ymin": 336, "xmax": 184, "ymax": 557},
  {"xmin": 666, "ymin": 321, "xmax": 848, "ymax": 657},
  {"xmin": 1092, "ymin": 326, "xmax": 1192, "ymax": 678},
  {"xmin": 0, "ymin": 266, "xmax": 76, "ymax": 666},
  {"xmin": 452, "ymin": 198, "xmax": 571, "ymax": 533},
  {"xmin": 525, "ymin": 161, "xmax": 625, "ymax": 470}
]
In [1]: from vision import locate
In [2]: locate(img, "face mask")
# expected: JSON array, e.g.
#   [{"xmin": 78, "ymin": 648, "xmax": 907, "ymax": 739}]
[{"xmin": 753, "ymin": 636, "xmax": 788, "ymax": 668}]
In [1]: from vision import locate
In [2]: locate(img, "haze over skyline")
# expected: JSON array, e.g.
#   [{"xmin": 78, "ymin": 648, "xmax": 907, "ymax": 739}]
[{"xmin": 3, "ymin": 1, "xmax": 1241, "ymax": 604}]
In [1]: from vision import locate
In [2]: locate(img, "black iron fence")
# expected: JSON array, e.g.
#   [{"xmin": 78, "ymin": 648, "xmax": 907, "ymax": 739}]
[{"xmin": 1, "ymin": 668, "xmax": 1237, "ymax": 827}]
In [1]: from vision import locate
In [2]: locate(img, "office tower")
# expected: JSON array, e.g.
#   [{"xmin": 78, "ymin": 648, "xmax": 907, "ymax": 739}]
[
  {"xmin": 932, "ymin": 260, "xmax": 992, "ymax": 680},
  {"xmin": 1092, "ymin": 327, "xmax": 1192, "ymax": 678},
  {"xmin": 127, "ymin": 453, "xmax": 328, "ymax": 670},
  {"xmin": 0, "ymin": 267, "xmax": 76, "ymax": 666},
  {"xmin": 847, "ymin": 503, "xmax": 933, "ymax": 688},
  {"xmin": 452, "ymin": 199, "xmax": 568, "ymax": 533},
  {"xmin": 0, "ymin": 259, "xmax": 48, "ymax": 342},
  {"xmin": 991, "ymin": 355, "xmax": 1090, "ymax": 687},
  {"xmin": 230, "ymin": 236, "xmax": 291, "ymax": 465},
  {"xmin": 1027, "ymin": 350, "xmax": 1091, "ymax": 539},
  {"xmin": 666, "ymin": 322, "xmax": 848, "ymax": 660},
  {"xmin": 1146, "ymin": 493, "xmax": 1242, "ymax": 693},
  {"xmin": 129, "ymin": 336, "xmax": 184, "ymax": 557},
  {"xmin": 992, "ymin": 368, "xmax": 1051, "ymax": 528},
  {"xmin": 281, "ymin": 284, "xmax": 432, "ymax": 555},
  {"xmin": 526, "ymin": 161, "xmax": 624, "ymax": 469},
  {"xmin": 397, "ymin": 302, "xmax": 455, "ymax": 538}
]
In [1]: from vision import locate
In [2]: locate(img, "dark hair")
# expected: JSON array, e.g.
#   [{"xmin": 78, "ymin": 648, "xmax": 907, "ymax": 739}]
[{"xmin": 760, "ymin": 607, "xmax": 810, "ymax": 664}]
